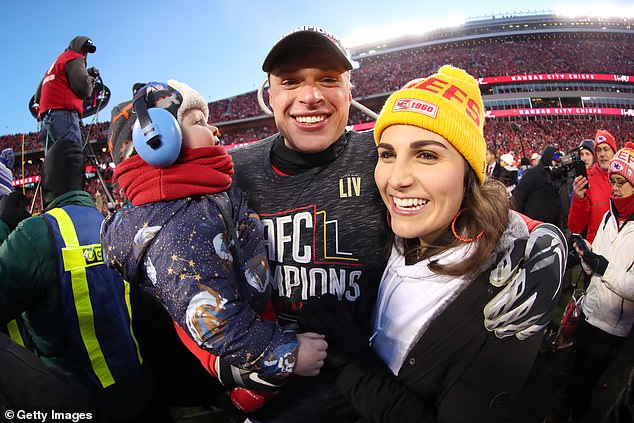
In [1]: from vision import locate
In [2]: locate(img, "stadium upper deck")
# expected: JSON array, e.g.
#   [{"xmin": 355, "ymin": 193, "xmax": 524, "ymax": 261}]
[{"xmin": 350, "ymin": 12, "xmax": 633, "ymax": 58}]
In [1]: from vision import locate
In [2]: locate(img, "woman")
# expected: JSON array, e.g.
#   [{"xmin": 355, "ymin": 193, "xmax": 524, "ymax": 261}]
[
  {"xmin": 300, "ymin": 65, "xmax": 567, "ymax": 422},
  {"xmin": 546, "ymin": 142, "xmax": 634, "ymax": 423}
]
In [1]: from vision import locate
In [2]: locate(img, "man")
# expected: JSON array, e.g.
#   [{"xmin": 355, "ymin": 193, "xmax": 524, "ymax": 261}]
[
  {"xmin": 567, "ymin": 129, "xmax": 616, "ymax": 242},
  {"xmin": 512, "ymin": 146, "xmax": 563, "ymax": 228},
  {"xmin": 578, "ymin": 139, "xmax": 595, "ymax": 170},
  {"xmin": 486, "ymin": 147, "xmax": 501, "ymax": 179},
  {"xmin": 0, "ymin": 141, "xmax": 160, "ymax": 422},
  {"xmin": 530, "ymin": 152, "xmax": 541, "ymax": 167},
  {"xmin": 229, "ymin": 25, "xmax": 389, "ymax": 422},
  {"xmin": 499, "ymin": 152, "xmax": 519, "ymax": 194},
  {"xmin": 34, "ymin": 36, "xmax": 99, "ymax": 150}
]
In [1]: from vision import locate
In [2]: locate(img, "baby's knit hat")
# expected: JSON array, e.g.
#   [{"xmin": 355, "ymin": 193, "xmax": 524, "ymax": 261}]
[
  {"xmin": 0, "ymin": 148, "xmax": 15, "ymax": 196},
  {"xmin": 373, "ymin": 65, "xmax": 487, "ymax": 184},
  {"xmin": 595, "ymin": 130, "xmax": 617, "ymax": 154},
  {"xmin": 166, "ymin": 79, "xmax": 209, "ymax": 125},
  {"xmin": 609, "ymin": 142, "xmax": 634, "ymax": 186},
  {"xmin": 108, "ymin": 80, "xmax": 208, "ymax": 165}
]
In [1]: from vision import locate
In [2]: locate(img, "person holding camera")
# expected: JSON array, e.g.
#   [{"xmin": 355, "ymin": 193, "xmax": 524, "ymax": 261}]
[
  {"xmin": 567, "ymin": 130, "xmax": 617, "ymax": 243},
  {"xmin": 34, "ymin": 35, "xmax": 99, "ymax": 151},
  {"xmin": 544, "ymin": 142, "xmax": 634, "ymax": 423}
]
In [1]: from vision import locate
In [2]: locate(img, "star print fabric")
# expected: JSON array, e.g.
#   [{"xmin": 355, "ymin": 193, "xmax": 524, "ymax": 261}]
[{"xmin": 101, "ymin": 188, "xmax": 298, "ymax": 376}]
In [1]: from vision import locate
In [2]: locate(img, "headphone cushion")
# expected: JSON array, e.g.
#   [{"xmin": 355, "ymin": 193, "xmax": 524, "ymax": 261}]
[{"xmin": 132, "ymin": 108, "xmax": 182, "ymax": 168}]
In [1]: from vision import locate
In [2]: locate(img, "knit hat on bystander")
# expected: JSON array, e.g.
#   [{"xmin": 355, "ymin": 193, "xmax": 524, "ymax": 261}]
[
  {"xmin": 609, "ymin": 142, "xmax": 634, "ymax": 186},
  {"xmin": 595, "ymin": 130, "xmax": 617, "ymax": 155}
]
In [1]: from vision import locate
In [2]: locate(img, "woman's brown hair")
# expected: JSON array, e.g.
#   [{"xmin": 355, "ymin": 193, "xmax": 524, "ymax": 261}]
[{"xmin": 397, "ymin": 164, "xmax": 510, "ymax": 276}]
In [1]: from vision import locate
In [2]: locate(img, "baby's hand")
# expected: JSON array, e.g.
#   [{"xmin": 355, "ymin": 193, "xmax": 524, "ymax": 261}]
[{"xmin": 293, "ymin": 332, "xmax": 327, "ymax": 376}]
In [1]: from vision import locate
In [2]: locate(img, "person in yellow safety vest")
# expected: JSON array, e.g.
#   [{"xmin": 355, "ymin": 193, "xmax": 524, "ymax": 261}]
[{"xmin": 0, "ymin": 141, "xmax": 168, "ymax": 422}]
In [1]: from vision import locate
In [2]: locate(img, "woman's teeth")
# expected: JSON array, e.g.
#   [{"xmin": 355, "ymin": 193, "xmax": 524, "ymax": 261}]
[{"xmin": 393, "ymin": 197, "xmax": 429, "ymax": 210}]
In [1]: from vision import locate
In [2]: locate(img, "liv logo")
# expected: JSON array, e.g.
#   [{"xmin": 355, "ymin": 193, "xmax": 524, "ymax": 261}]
[{"xmin": 339, "ymin": 176, "xmax": 361, "ymax": 198}]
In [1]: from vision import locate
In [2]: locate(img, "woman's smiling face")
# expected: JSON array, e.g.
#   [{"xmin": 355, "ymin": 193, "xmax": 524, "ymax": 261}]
[{"xmin": 375, "ymin": 124, "xmax": 467, "ymax": 244}]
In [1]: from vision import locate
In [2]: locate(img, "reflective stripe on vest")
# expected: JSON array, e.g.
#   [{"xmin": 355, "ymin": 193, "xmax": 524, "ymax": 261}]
[
  {"xmin": 45, "ymin": 206, "xmax": 142, "ymax": 388},
  {"xmin": 6, "ymin": 320, "xmax": 25, "ymax": 348}
]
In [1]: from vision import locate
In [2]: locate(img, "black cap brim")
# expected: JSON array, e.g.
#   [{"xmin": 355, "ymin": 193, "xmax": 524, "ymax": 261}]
[
  {"xmin": 262, "ymin": 30, "xmax": 353, "ymax": 73},
  {"xmin": 84, "ymin": 40, "xmax": 96, "ymax": 53}
]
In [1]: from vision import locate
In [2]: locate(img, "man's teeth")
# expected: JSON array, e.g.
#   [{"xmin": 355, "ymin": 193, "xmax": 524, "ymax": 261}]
[
  {"xmin": 295, "ymin": 115, "xmax": 325, "ymax": 124},
  {"xmin": 393, "ymin": 197, "xmax": 429, "ymax": 209}
]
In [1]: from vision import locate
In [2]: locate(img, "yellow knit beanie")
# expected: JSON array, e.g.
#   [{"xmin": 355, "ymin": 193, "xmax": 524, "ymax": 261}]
[{"xmin": 374, "ymin": 65, "xmax": 487, "ymax": 185}]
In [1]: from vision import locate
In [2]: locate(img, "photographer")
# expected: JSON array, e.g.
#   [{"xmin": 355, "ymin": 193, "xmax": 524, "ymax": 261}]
[
  {"xmin": 512, "ymin": 146, "xmax": 564, "ymax": 229},
  {"xmin": 34, "ymin": 36, "xmax": 99, "ymax": 150},
  {"xmin": 567, "ymin": 130, "xmax": 617, "ymax": 243}
]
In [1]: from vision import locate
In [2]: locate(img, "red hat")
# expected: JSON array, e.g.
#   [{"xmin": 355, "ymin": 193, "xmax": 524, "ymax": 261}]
[
  {"xmin": 609, "ymin": 142, "xmax": 634, "ymax": 186},
  {"xmin": 595, "ymin": 130, "xmax": 617, "ymax": 155}
]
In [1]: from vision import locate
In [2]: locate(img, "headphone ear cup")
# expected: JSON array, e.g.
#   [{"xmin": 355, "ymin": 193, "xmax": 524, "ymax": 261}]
[{"xmin": 132, "ymin": 108, "xmax": 182, "ymax": 168}]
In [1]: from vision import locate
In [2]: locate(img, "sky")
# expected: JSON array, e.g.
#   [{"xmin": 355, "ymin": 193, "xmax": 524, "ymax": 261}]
[{"xmin": 1, "ymin": 0, "xmax": 632, "ymax": 137}]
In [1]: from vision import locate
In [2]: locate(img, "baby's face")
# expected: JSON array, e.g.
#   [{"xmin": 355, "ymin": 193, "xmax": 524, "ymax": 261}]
[{"xmin": 181, "ymin": 108, "xmax": 219, "ymax": 148}]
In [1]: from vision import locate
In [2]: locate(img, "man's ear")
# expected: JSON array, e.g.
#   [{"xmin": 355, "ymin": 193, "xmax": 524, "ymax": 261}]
[{"xmin": 267, "ymin": 87, "xmax": 274, "ymax": 112}]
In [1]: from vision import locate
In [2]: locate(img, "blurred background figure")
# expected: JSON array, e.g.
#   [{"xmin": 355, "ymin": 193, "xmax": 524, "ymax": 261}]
[
  {"xmin": 512, "ymin": 146, "xmax": 564, "ymax": 229},
  {"xmin": 499, "ymin": 152, "xmax": 519, "ymax": 195},
  {"xmin": 486, "ymin": 147, "xmax": 502, "ymax": 179},
  {"xmin": 531, "ymin": 152, "xmax": 542, "ymax": 167},
  {"xmin": 34, "ymin": 36, "xmax": 99, "ymax": 151},
  {"xmin": 578, "ymin": 139, "xmax": 595, "ymax": 170},
  {"xmin": 0, "ymin": 148, "xmax": 14, "ymax": 197}
]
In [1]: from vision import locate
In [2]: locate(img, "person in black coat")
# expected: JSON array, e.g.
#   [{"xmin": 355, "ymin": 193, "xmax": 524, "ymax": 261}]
[{"xmin": 511, "ymin": 146, "xmax": 564, "ymax": 228}]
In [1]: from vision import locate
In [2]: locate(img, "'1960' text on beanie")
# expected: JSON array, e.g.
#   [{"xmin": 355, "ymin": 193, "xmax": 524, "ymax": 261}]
[{"xmin": 373, "ymin": 65, "xmax": 487, "ymax": 184}]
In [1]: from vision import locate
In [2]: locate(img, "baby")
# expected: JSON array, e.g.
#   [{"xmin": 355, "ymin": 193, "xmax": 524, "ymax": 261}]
[{"xmin": 101, "ymin": 80, "xmax": 326, "ymax": 414}]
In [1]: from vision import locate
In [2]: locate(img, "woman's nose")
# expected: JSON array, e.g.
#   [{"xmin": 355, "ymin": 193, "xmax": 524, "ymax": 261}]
[{"xmin": 388, "ymin": 161, "xmax": 414, "ymax": 189}]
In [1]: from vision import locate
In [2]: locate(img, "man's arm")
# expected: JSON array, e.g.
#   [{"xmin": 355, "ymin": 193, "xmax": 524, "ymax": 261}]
[
  {"xmin": 0, "ymin": 218, "xmax": 54, "ymax": 324},
  {"xmin": 567, "ymin": 190, "xmax": 590, "ymax": 235},
  {"xmin": 66, "ymin": 58, "xmax": 94, "ymax": 99}
]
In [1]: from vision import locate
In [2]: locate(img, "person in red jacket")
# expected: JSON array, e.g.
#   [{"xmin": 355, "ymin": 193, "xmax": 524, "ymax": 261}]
[
  {"xmin": 34, "ymin": 35, "xmax": 99, "ymax": 151},
  {"xmin": 567, "ymin": 129, "xmax": 617, "ymax": 242}
]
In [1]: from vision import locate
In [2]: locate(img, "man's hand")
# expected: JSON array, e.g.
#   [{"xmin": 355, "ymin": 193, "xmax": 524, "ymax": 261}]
[
  {"xmin": 572, "ymin": 175, "xmax": 589, "ymax": 200},
  {"xmin": 0, "ymin": 191, "xmax": 31, "ymax": 230},
  {"xmin": 87, "ymin": 67, "xmax": 99, "ymax": 77},
  {"xmin": 299, "ymin": 294, "xmax": 370, "ymax": 367}
]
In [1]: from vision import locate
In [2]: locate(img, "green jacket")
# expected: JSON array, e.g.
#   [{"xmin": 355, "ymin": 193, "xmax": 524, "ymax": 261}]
[
  {"xmin": 0, "ymin": 191, "xmax": 152, "ymax": 420},
  {"xmin": 0, "ymin": 191, "xmax": 93, "ymax": 363}
]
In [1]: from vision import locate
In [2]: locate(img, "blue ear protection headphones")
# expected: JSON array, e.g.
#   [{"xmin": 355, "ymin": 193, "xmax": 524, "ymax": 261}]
[{"xmin": 132, "ymin": 82, "xmax": 182, "ymax": 168}]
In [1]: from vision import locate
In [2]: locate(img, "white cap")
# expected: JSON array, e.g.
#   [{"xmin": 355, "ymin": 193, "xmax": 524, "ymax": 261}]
[{"xmin": 500, "ymin": 153, "xmax": 514, "ymax": 166}]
